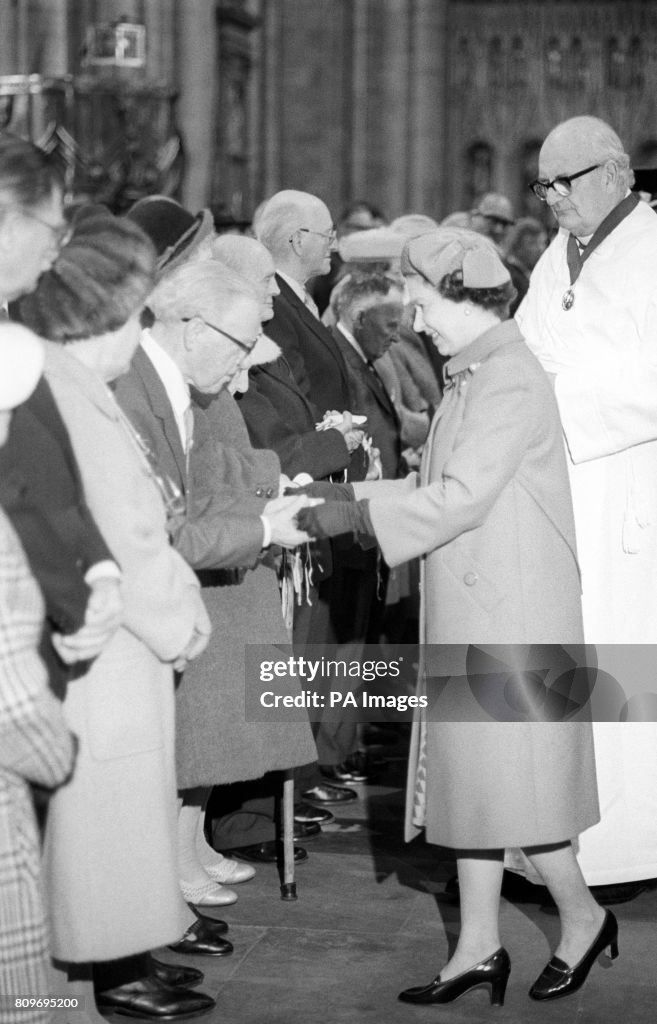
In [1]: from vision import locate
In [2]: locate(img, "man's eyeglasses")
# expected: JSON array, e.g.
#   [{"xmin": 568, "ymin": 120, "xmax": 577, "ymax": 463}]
[
  {"xmin": 181, "ymin": 316, "xmax": 258, "ymax": 354},
  {"xmin": 528, "ymin": 164, "xmax": 601, "ymax": 201},
  {"xmin": 291, "ymin": 226, "xmax": 337, "ymax": 245},
  {"xmin": 1, "ymin": 204, "xmax": 73, "ymax": 248}
]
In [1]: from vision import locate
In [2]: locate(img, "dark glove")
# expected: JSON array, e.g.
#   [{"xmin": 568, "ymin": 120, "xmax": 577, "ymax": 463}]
[
  {"xmin": 285, "ymin": 480, "xmax": 355, "ymax": 502},
  {"xmin": 296, "ymin": 499, "xmax": 377, "ymax": 548}
]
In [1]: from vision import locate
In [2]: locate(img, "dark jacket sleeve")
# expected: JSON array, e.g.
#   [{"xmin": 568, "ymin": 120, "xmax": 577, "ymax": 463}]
[
  {"xmin": 236, "ymin": 381, "xmax": 350, "ymax": 479},
  {"xmin": 0, "ymin": 380, "xmax": 116, "ymax": 634}
]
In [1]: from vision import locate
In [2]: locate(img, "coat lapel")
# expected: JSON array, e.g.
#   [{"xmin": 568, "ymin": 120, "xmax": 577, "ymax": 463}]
[
  {"xmin": 276, "ymin": 276, "xmax": 351, "ymax": 392},
  {"xmin": 132, "ymin": 346, "xmax": 187, "ymax": 483}
]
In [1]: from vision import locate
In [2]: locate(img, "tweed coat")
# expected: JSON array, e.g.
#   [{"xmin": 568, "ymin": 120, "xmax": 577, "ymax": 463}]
[
  {"xmin": 355, "ymin": 320, "xmax": 599, "ymax": 848},
  {"xmin": 41, "ymin": 342, "xmax": 200, "ymax": 962},
  {"xmin": 0, "ymin": 509, "xmax": 75, "ymax": 1020},
  {"xmin": 115, "ymin": 347, "xmax": 317, "ymax": 788},
  {"xmin": 0, "ymin": 377, "xmax": 114, "ymax": 696}
]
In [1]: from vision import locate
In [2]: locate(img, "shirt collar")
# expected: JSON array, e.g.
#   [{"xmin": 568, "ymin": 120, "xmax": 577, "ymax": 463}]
[
  {"xmin": 140, "ymin": 328, "xmax": 191, "ymax": 448},
  {"xmin": 277, "ymin": 269, "xmax": 308, "ymax": 305},
  {"xmin": 336, "ymin": 321, "xmax": 368, "ymax": 363}
]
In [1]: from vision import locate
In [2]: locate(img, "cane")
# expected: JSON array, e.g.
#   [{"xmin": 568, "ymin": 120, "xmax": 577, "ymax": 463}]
[{"xmin": 280, "ymin": 769, "xmax": 297, "ymax": 900}]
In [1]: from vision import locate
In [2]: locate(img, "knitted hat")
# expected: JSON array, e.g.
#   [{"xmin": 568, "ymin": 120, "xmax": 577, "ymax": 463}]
[
  {"xmin": 19, "ymin": 211, "xmax": 156, "ymax": 342},
  {"xmin": 400, "ymin": 228, "xmax": 511, "ymax": 288},
  {"xmin": 0, "ymin": 323, "xmax": 44, "ymax": 409}
]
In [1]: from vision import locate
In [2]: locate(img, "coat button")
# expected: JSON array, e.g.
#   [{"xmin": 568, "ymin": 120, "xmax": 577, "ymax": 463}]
[
  {"xmin": 463, "ymin": 571, "xmax": 478, "ymax": 586},
  {"xmin": 255, "ymin": 487, "xmax": 264, "ymax": 497},
  {"xmin": 266, "ymin": 487, "xmax": 274, "ymax": 498}
]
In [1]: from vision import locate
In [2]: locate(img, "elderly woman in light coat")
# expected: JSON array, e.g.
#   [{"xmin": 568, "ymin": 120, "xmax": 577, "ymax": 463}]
[{"xmin": 298, "ymin": 229, "xmax": 611, "ymax": 1008}]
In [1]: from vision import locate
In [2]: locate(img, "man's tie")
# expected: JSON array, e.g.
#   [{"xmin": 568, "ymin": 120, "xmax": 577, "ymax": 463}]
[
  {"xmin": 183, "ymin": 403, "xmax": 194, "ymax": 471},
  {"xmin": 303, "ymin": 289, "xmax": 320, "ymax": 320}
]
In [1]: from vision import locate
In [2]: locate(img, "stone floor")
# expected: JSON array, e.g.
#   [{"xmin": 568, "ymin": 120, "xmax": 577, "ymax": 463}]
[{"xmin": 151, "ymin": 736, "xmax": 655, "ymax": 1024}]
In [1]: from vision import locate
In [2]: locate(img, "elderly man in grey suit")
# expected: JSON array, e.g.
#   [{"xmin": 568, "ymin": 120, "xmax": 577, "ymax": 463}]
[{"xmin": 114, "ymin": 258, "xmax": 318, "ymax": 913}]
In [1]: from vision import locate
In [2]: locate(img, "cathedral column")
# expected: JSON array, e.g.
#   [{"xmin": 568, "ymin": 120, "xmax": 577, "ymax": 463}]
[
  {"xmin": 407, "ymin": 0, "xmax": 449, "ymax": 218},
  {"xmin": 175, "ymin": 0, "xmax": 218, "ymax": 210}
]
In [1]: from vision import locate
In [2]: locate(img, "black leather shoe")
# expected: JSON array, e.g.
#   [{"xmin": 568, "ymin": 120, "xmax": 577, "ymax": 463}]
[
  {"xmin": 529, "ymin": 910, "xmax": 618, "ymax": 1001},
  {"xmin": 190, "ymin": 912, "xmax": 228, "ymax": 936},
  {"xmin": 96, "ymin": 977, "xmax": 214, "ymax": 1019},
  {"xmin": 294, "ymin": 801, "xmax": 334, "ymax": 824},
  {"xmin": 227, "ymin": 841, "xmax": 308, "ymax": 864},
  {"xmin": 321, "ymin": 753, "xmax": 370, "ymax": 783},
  {"xmin": 168, "ymin": 918, "xmax": 233, "ymax": 957},
  {"xmin": 302, "ymin": 783, "xmax": 357, "ymax": 804},
  {"xmin": 294, "ymin": 820, "xmax": 321, "ymax": 840},
  {"xmin": 399, "ymin": 948, "xmax": 511, "ymax": 1006},
  {"xmin": 150, "ymin": 960, "xmax": 203, "ymax": 990}
]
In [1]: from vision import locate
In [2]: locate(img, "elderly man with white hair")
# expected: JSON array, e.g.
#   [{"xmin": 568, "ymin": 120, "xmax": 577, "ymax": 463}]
[
  {"xmin": 514, "ymin": 114, "xmax": 657, "ymax": 901},
  {"xmin": 114, "ymin": 257, "xmax": 318, "ymax": 908}
]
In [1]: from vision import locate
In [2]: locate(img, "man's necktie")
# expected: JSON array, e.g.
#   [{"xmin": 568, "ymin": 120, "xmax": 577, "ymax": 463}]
[
  {"xmin": 183, "ymin": 403, "xmax": 194, "ymax": 470},
  {"xmin": 303, "ymin": 290, "xmax": 319, "ymax": 320}
]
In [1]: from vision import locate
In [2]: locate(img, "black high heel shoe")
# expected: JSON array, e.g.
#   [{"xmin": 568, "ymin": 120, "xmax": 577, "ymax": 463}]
[
  {"xmin": 529, "ymin": 909, "xmax": 619, "ymax": 1001},
  {"xmin": 399, "ymin": 947, "xmax": 511, "ymax": 1006}
]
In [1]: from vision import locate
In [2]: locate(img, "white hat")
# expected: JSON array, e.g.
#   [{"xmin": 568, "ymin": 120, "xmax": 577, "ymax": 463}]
[{"xmin": 0, "ymin": 322, "xmax": 45, "ymax": 410}]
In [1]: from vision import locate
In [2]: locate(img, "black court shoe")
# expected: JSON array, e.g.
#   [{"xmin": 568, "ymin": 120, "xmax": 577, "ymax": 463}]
[
  {"xmin": 529, "ymin": 909, "xmax": 619, "ymax": 1001},
  {"xmin": 399, "ymin": 947, "xmax": 511, "ymax": 1006}
]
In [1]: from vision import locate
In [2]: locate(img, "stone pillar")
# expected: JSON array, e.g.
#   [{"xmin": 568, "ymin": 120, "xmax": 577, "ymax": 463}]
[
  {"xmin": 252, "ymin": 0, "xmax": 283, "ymax": 202},
  {"xmin": 31, "ymin": 0, "xmax": 69, "ymax": 77},
  {"xmin": 407, "ymin": 0, "xmax": 448, "ymax": 218},
  {"xmin": 378, "ymin": 0, "xmax": 412, "ymax": 216},
  {"xmin": 0, "ymin": 1, "xmax": 19, "ymax": 75},
  {"xmin": 175, "ymin": 0, "xmax": 218, "ymax": 210},
  {"xmin": 349, "ymin": 0, "xmax": 369, "ymax": 201}
]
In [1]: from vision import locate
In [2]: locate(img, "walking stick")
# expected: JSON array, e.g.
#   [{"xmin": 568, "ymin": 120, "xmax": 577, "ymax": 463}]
[{"xmin": 280, "ymin": 769, "xmax": 297, "ymax": 900}]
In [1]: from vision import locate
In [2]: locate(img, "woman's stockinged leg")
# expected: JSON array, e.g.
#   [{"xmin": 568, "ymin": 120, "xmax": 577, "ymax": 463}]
[
  {"xmin": 439, "ymin": 850, "xmax": 505, "ymax": 981},
  {"xmin": 523, "ymin": 840, "xmax": 606, "ymax": 966}
]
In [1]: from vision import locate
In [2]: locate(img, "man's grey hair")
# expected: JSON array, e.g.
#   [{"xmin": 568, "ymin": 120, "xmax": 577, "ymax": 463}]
[
  {"xmin": 547, "ymin": 116, "xmax": 635, "ymax": 190},
  {"xmin": 149, "ymin": 258, "xmax": 257, "ymax": 323},
  {"xmin": 256, "ymin": 189, "xmax": 327, "ymax": 259},
  {"xmin": 205, "ymin": 234, "xmax": 273, "ymax": 283}
]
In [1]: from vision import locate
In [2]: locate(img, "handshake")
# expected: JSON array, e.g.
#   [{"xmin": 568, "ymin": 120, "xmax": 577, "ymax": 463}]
[{"xmin": 284, "ymin": 480, "xmax": 377, "ymax": 545}]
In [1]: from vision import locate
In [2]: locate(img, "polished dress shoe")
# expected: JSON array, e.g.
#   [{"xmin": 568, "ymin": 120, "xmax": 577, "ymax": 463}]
[
  {"xmin": 168, "ymin": 918, "xmax": 234, "ymax": 957},
  {"xmin": 529, "ymin": 909, "xmax": 618, "ymax": 1001},
  {"xmin": 302, "ymin": 783, "xmax": 357, "ymax": 804},
  {"xmin": 227, "ymin": 841, "xmax": 308, "ymax": 864},
  {"xmin": 293, "ymin": 801, "xmax": 334, "ymax": 824},
  {"xmin": 150, "ymin": 960, "xmax": 203, "ymax": 990},
  {"xmin": 179, "ymin": 878, "xmax": 237, "ymax": 907},
  {"xmin": 321, "ymin": 754, "xmax": 370, "ymax": 784},
  {"xmin": 399, "ymin": 948, "xmax": 511, "ymax": 1006},
  {"xmin": 294, "ymin": 820, "xmax": 321, "ymax": 840},
  {"xmin": 96, "ymin": 976, "xmax": 214, "ymax": 1019},
  {"xmin": 201, "ymin": 854, "xmax": 255, "ymax": 884},
  {"xmin": 190, "ymin": 912, "xmax": 228, "ymax": 935}
]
